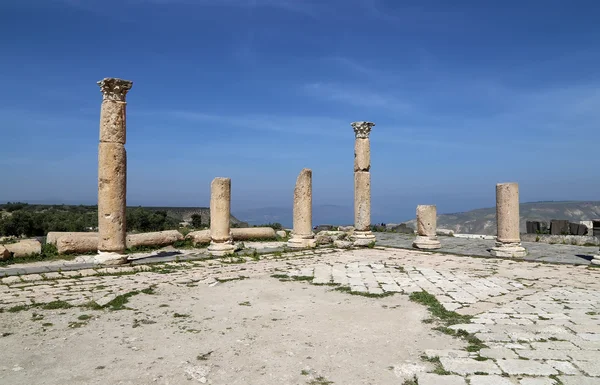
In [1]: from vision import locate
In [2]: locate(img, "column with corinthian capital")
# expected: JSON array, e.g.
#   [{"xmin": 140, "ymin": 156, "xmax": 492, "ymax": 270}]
[
  {"xmin": 96, "ymin": 78, "xmax": 132, "ymax": 264},
  {"xmin": 351, "ymin": 121, "xmax": 376, "ymax": 246}
]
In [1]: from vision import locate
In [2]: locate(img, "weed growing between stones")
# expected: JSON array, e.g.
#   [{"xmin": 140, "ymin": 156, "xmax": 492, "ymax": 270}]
[
  {"xmin": 409, "ymin": 291, "xmax": 471, "ymax": 325},
  {"xmin": 215, "ymin": 276, "xmax": 248, "ymax": 283},
  {"xmin": 409, "ymin": 291, "xmax": 487, "ymax": 352},
  {"xmin": 420, "ymin": 355, "xmax": 451, "ymax": 375},
  {"xmin": 333, "ymin": 286, "xmax": 393, "ymax": 298}
]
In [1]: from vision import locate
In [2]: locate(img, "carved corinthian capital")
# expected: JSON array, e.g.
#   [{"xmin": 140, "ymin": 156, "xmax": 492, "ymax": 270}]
[
  {"xmin": 351, "ymin": 121, "xmax": 375, "ymax": 139},
  {"xmin": 97, "ymin": 78, "xmax": 133, "ymax": 101}
]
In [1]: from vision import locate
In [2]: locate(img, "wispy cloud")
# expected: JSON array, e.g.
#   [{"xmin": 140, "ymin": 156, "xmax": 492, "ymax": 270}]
[
  {"xmin": 135, "ymin": 109, "xmax": 349, "ymax": 137},
  {"xmin": 303, "ymin": 82, "xmax": 413, "ymax": 113}
]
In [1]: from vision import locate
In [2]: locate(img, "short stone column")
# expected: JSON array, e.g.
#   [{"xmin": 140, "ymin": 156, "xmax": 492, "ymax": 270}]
[
  {"xmin": 288, "ymin": 168, "xmax": 316, "ymax": 248},
  {"xmin": 412, "ymin": 205, "xmax": 441, "ymax": 249},
  {"xmin": 97, "ymin": 78, "xmax": 132, "ymax": 264},
  {"xmin": 490, "ymin": 182, "xmax": 527, "ymax": 257},
  {"xmin": 208, "ymin": 177, "xmax": 235, "ymax": 256},
  {"xmin": 351, "ymin": 121, "xmax": 376, "ymax": 246}
]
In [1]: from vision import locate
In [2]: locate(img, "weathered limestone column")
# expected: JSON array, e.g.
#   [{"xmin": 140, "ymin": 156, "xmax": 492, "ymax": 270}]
[
  {"xmin": 208, "ymin": 177, "xmax": 235, "ymax": 256},
  {"xmin": 97, "ymin": 78, "xmax": 132, "ymax": 264},
  {"xmin": 490, "ymin": 182, "xmax": 527, "ymax": 257},
  {"xmin": 351, "ymin": 121, "xmax": 376, "ymax": 246},
  {"xmin": 288, "ymin": 168, "xmax": 316, "ymax": 248},
  {"xmin": 412, "ymin": 205, "xmax": 441, "ymax": 249}
]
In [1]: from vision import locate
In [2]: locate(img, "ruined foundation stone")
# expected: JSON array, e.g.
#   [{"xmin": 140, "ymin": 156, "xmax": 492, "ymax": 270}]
[
  {"xmin": 288, "ymin": 168, "xmax": 316, "ymax": 248},
  {"xmin": 126, "ymin": 230, "xmax": 184, "ymax": 249},
  {"xmin": 57, "ymin": 234, "xmax": 99, "ymax": 255},
  {"xmin": 412, "ymin": 205, "xmax": 441, "ymax": 249},
  {"xmin": 5, "ymin": 239, "xmax": 42, "ymax": 258},
  {"xmin": 97, "ymin": 78, "xmax": 132, "ymax": 264},
  {"xmin": 490, "ymin": 182, "xmax": 527, "ymax": 258},
  {"xmin": 232, "ymin": 227, "xmax": 277, "ymax": 241},
  {"xmin": 351, "ymin": 121, "xmax": 376, "ymax": 246},
  {"xmin": 0, "ymin": 246, "xmax": 10, "ymax": 261},
  {"xmin": 208, "ymin": 178, "xmax": 235, "ymax": 256}
]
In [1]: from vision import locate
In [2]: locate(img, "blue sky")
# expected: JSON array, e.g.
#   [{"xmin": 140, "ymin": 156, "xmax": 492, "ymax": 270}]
[{"xmin": 1, "ymin": 0, "xmax": 599, "ymax": 224}]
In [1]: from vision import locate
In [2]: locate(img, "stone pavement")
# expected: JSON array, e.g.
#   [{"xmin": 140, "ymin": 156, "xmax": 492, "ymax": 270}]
[
  {"xmin": 376, "ymin": 232, "xmax": 598, "ymax": 265},
  {"xmin": 1, "ymin": 246, "xmax": 599, "ymax": 384}
]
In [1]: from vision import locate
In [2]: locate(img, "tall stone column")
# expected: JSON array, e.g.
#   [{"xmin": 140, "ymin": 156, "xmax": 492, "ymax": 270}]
[
  {"xmin": 351, "ymin": 121, "xmax": 376, "ymax": 246},
  {"xmin": 97, "ymin": 78, "xmax": 132, "ymax": 264},
  {"xmin": 490, "ymin": 182, "xmax": 527, "ymax": 257},
  {"xmin": 413, "ymin": 205, "xmax": 441, "ymax": 249},
  {"xmin": 288, "ymin": 168, "xmax": 316, "ymax": 248},
  {"xmin": 208, "ymin": 177, "xmax": 235, "ymax": 256}
]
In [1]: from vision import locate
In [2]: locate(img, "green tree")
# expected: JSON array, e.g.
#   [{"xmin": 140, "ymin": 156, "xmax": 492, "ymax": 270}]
[{"xmin": 190, "ymin": 214, "xmax": 203, "ymax": 228}]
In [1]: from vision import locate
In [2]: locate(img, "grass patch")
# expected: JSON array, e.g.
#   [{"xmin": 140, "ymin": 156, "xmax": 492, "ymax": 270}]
[
  {"xmin": 77, "ymin": 314, "xmax": 91, "ymax": 321},
  {"xmin": 421, "ymin": 355, "xmax": 450, "ymax": 375},
  {"xmin": 7, "ymin": 304, "xmax": 29, "ymax": 313},
  {"xmin": 105, "ymin": 291, "xmax": 140, "ymax": 311},
  {"xmin": 238, "ymin": 301, "xmax": 251, "ymax": 306},
  {"xmin": 401, "ymin": 376, "xmax": 418, "ymax": 385},
  {"xmin": 41, "ymin": 322, "xmax": 53, "ymax": 327},
  {"xmin": 41, "ymin": 300, "xmax": 73, "ymax": 310},
  {"xmin": 333, "ymin": 286, "xmax": 393, "ymax": 298},
  {"xmin": 173, "ymin": 313, "xmax": 190, "ymax": 318},
  {"xmin": 141, "ymin": 286, "xmax": 156, "ymax": 295},
  {"xmin": 409, "ymin": 291, "xmax": 471, "ymax": 325}
]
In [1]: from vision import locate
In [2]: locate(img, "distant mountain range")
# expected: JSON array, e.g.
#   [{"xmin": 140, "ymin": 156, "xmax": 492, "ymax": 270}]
[
  {"xmin": 233, "ymin": 205, "xmax": 353, "ymax": 229},
  {"xmin": 405, "ymin": 201, "xmax": 600, "ymax": 235}
]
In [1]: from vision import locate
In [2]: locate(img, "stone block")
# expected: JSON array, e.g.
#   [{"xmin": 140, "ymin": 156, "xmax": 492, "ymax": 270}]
[
  {"xmin": 126, "ymin": 230, "xmax": 183, "ymax": 248},
  {"xmin": 56, "ymin": 233, "xmax": 98, "ymax": 254},
  {"xmin": 98, "ymin": 142, "xmax": 127, "ymax": 253},
  {"xmin": 439, "ymin": 358, "xmax": 501, "ymax": 375},
  {"xmin": 526, "ymin": 221, "xmax": 541, "ymax": 234},
  {"xmin": 496, "ymin": 359, "xmax": 558, "ymax": 375},
  {"xmin": 231, "ymin": 227, "xmax": 276, "ymax": 241},
  {"xmin": 469, "ymin": 375, "xmax": 513, "ymax": 385},
  {"xmin": 186, "ymin": 230, "xmax": 211, "ymax": 245},
  {"xmin": 5, "ymin": 239, "xmax": 42, "ymax": 258},
  {"xmin": 550, "ymin": 220, "xmax": 569, "ymax": 235},
  {"xmin": 314, "ymin": 225, "xmax": 335, "ymax": 232},
  {"xmin": 0, "ymin": 246, "xmax": 10, "ymax": 261},
  {"xmin": 418, "ymin": 373, "xmax": 466, "ymax": 385}
]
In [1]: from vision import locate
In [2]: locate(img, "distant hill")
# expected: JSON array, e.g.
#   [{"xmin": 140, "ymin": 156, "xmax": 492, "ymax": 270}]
[
  {"xmin": 405, "ymin": 201, "xmax": 600, "ymax": 235},
  {"xmin": 143, "ymin": 206, "xmax": 246, "ymax": 226},
  {"xmin": 233, "ymin": 205, "xmax": 352, "ymax": 229}
]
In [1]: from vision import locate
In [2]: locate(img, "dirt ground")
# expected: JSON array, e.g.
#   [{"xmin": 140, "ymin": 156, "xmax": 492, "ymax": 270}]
[{"xmin": 0, "ymin": 276, "xmax": 460, "ymax": 385}]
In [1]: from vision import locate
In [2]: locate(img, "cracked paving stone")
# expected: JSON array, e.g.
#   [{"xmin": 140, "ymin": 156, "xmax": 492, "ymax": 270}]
[
  {"xmin": 439, "ymin": 357, "xmax": 501, "ymax": 375},
  {"xmin": 417, "ymin": 373, "xmax": 466, "ymax": 385},
  {"xmin": 469, "ymin": 375, "xmax": 514, "ymax": 385},
  {"xmin": 495, "ymin": 359, "xmax": 558, "ymax": 376}
]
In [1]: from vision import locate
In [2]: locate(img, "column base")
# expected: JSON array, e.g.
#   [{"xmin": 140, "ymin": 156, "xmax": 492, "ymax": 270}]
[
  {"xmin": 208, "ymin": 241, "xmax": 236, "ymax": 256},
  {"xmin": 352, "ymin": 231, "xmax": 376, "ymax": 247},
  {"xmin": 95, "ymin": 251, "xmax": 128, "ymax": 265},
  {"xmin": 490, "ymin": 242, "xmax": 527, "ymax": 258},
  {"xmin": 287, "ymin": 236, "xmax": 317, "ymax": 249},
  {"xmin": 412, "ymin": 235, "xmax": 441, "ymax": 250}
]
